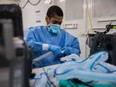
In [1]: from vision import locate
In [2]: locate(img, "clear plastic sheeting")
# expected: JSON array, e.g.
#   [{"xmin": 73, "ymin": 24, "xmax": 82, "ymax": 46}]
[{"xmin": 33, "ymin": 51, "xmax": 116, "ymax": 87}]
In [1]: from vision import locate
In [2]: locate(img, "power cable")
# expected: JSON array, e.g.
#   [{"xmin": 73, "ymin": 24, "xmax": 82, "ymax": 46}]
[
  {"xmin": 21, "ymin": 0, "xmax": 29, "ymax": 9},
  {"xmin": 29, "ymin": 0, "xmax": 41, "ymax": 5},
  {"xmin": 33, "ymin": 62, "xmax": 56, "ymax": 87},
  {"xmin": 86, "ymin": 0, "xmax": 95, "ymax": 33},
  {"xmin": 19, "ymin": 0, "xmax": 41, "ymax": 9}
]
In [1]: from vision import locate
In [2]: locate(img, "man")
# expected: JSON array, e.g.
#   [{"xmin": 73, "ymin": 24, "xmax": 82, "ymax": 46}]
[{"xmin": 26, "ymin": 5, "xmax": 81, "ymax": 68}]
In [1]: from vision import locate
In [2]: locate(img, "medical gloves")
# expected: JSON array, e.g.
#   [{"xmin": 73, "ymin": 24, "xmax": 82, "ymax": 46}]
[
  {"xmin": 63, "ymin": 47, "xmax": 72, "ymax": 55},
  {"xmin": 48, "ymin": 44, "xmax": 62, "ymax": 55}
]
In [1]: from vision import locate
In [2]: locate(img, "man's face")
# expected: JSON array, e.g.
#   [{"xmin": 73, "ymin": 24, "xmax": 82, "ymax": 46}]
[{"xmin": 46, "ymin": 14, "xmax": 63, "ymax": 25}]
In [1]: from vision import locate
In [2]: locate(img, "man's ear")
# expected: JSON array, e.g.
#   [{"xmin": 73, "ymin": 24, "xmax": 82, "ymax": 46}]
[{"xmin": 45, "ymin": 16, "xmax": 49, "ymax": 24}]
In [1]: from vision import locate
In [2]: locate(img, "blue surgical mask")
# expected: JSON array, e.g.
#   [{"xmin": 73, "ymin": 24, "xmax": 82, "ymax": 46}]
[{"xmin": 47, "ymin": 24, "xmax": 61, "ymax": 34}]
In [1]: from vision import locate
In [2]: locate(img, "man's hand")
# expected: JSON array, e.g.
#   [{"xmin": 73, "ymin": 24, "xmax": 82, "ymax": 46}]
[
  {"xmin": 63, "ymin": 47, "xmax": 72, "ymax": 55},
  {"xmin": 48, "ymin": 44, "xmax": 62, "ymax": 55}
]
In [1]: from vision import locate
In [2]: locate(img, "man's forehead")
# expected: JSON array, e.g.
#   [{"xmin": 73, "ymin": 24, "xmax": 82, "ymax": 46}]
[{"xmin": 51, "ymin": 15, "xmax": 63, "ymax": 21}]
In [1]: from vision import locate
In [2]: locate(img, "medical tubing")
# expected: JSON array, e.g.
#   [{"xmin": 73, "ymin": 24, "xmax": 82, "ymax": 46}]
[
  {"xmin": 33, "ymin": 51, "xmax": 53, "ymax": 62},
  {"xmin": 33, "ymin": 50, "xmax": 64, "ymax": 62},
  {"xmin": 33, "ymin": 61, "xmax": 56, "ymax": 87}
]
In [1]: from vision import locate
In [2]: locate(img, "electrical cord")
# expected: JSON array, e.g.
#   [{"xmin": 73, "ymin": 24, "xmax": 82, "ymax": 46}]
[
  {"xmin": 29, "ymin": 0, "xmax": 41, "ymax": 5},
  {"xmin": 94, "ymin": 20, "xmax": 115, "ymax": 34},
  {"xmin": 21, "ymin": 0, "xmax": 29, "ymax": 9},
  {"xmin": 19, "ymin": 0, "xmax": 41, "ymax": 9},
  {"xmin": 86, "ymin": 0, "xmax": 95, "ymax": 33},
  {"xmin": 34, "ymin": 62, "xmax": 56, "ymax": 87}
]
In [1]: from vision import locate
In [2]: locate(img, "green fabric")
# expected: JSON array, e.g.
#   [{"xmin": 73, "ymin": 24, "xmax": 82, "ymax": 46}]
[
  {"xmin": 59, "ymin": 80, "xmax": 79, "ymax": 87},
  {"xmin": 59, "ymin": 80, "xmax": 116, "ymax": 87},
  {"xmin": 113, "ymin": 25, "xmax": 116, "ymax": 29},
  {"xmin": 92, "ymin": 84, "xmax": 116, "ymax": 87}
]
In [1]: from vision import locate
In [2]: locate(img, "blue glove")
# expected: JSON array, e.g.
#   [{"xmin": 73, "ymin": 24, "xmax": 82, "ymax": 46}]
[
  {"xmin": 48, "ymin": 45, "xmax": 62, "ymax": 55},
  {"xmin": 64, "ymin": 47, "xmax": 72, "ymax": 55}
]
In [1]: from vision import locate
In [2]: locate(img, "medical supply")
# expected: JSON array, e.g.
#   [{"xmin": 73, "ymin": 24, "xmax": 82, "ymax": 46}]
[{"xmin": 33, "ymin": 50, "xmax": 64, "ymax": 62}]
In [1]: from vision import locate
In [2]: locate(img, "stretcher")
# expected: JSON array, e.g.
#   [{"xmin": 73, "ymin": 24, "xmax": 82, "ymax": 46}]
[{"xmin": 31, "ymin": 51, "xmax": 116, "ymax": 87}]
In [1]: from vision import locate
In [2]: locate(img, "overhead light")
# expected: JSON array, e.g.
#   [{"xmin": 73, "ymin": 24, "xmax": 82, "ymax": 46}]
[
  {"xmin": 60, "ymin": 0, "xmax": 65, "ymax": 2},
  {"xmin": 44, "ymin": 0, "xmax": 52, "ymax": 4}
]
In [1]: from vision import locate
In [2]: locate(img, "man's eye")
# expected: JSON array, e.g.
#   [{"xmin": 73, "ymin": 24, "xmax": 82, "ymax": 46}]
[
  {"xmin": 59, "ymin": 22, "xmax": 62, "ymax": 25},
  {"xmin": 53, "ymin": 21, "xmax": 62, "ymax": 25},
  {"xmin": 53, "ymin": 21, "xmax": 57, "ymax": 24}
]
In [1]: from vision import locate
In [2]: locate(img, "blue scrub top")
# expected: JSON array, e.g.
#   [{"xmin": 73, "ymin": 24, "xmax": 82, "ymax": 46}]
[{"xmin": 26, "ymin": 26, "xmax": 81, "ymax": 67}]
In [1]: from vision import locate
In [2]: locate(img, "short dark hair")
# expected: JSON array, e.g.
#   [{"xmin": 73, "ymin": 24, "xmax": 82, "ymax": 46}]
[{"xmin": 46, "ymin": 5, "xmax": 63, "ymax": 18}]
